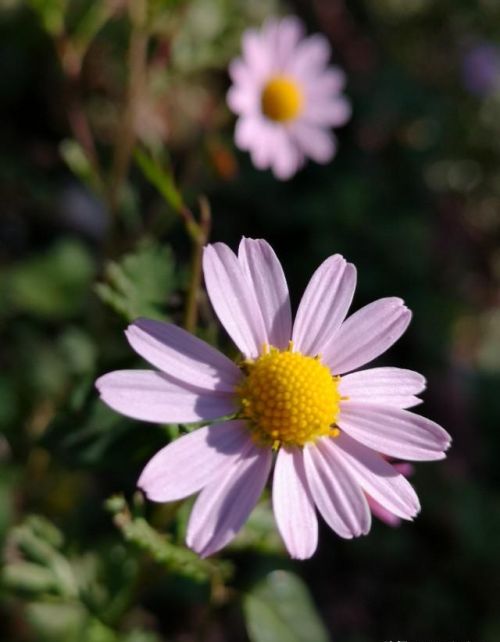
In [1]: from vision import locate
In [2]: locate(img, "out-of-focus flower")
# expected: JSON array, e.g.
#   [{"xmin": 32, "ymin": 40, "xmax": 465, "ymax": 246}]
[
  {"xmin": 461, "ymin": 42, "xmax": 500, "ymax": 97},
  {"xmin": 97, "ymin": 238, "xmax": 451, "ymax": 559},
  {"xmin": 227, "ymin": 17, "xmax": 351, "ymax": 179}
]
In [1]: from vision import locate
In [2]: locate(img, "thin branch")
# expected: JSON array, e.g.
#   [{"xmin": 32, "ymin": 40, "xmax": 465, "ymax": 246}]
[
  {"xmin": 184, "ymin": 197, "xmax": 211, "ymax": 332},
  {"xmin": 108, "ymin": 0, "xmax": 149, "ymax": 216}
]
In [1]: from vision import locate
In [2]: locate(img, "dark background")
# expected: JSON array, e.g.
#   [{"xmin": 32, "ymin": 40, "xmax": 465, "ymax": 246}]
[{"xmin": 1, "ymin": 0, "xmax": 499, "ymax": 640}]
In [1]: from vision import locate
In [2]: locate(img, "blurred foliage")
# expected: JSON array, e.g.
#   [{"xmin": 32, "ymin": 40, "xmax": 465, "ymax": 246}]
[
  {"xmin": 3, "ymin": 239, "xmax": 95, "ymax": 319},
  {"xmin": 243, "ymin": 570, "xmax": 329, "ymax": 642},
  {"xmin": 95, "ymin": 241, "xmax": 175, "ymax": 321},
  {"xmin": 1, "ymin": 0, "xmax": 500, "ymax": 640}
]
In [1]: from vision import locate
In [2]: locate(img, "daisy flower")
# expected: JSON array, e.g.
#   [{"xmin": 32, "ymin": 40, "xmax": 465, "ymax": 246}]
[
  {"xmin": 97, "ymin": 238, "xmax": 451, "ymax": 559},
  {"xmin": 227, "ymin": 17, "xmax": 351, "ymax": 180}
]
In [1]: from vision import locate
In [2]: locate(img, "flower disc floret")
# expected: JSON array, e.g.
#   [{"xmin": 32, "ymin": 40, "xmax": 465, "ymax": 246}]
[
  {"xmin": 261, "ymin": 76, "xmax": 304, "ymax": 122},
  {"xmin": 237, "ymin": 346, "xmax": 340, "ymax": 447}
]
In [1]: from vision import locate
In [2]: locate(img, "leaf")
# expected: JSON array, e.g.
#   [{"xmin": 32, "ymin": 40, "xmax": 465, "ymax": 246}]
[
  {"xmin": 7, "ymin": 240, "xmax": 95, "ymax": 320},
  {"xmin": 4, "ymin": 516, "xmax": 78, "ymax": 599},
  {"xmin": 26, "ymin": 602, "xmax": 86, "ymax": 642},
  {"xmin": 105, "ymin": 495, "xmax": 233, "ymax": 584},
  {"xmin": 95, "ymin": 241, "xmax": 175, "ymax": 321},
  {"xmin": 60, "ymin": 139, "xmax": 99, "ymax": 190},
  {"xmin": 243, "ymin": 570, "xmax": 330, "ymax": 642},
  {"xmin": 134, "ymin": 149, "xmax": 185, "ymax": 213},
  {"xmin": 29, "ymin": 0, "xmax": 66, "ymax": 36},
  {"xmin": 46, "ymin": 400, "xmax": 135, "ymax": 466}
]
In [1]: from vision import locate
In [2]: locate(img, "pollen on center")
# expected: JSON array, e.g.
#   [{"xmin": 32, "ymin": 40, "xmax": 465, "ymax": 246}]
[
  {"xmin": 237, "ymin": 345, "xmax": 341, "ymax": 448},
  {"xmin": 261, "ymin": 76, "xmax": 304, "ymax": 122}
]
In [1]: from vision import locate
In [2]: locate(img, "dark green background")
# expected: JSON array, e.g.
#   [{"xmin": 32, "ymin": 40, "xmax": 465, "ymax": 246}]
[{"xmin": 1, "ymin": 0, "xmax": 499, "ymax": 640}]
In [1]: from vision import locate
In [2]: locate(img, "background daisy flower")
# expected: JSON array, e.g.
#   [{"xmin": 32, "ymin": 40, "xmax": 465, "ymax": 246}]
[
  {"xmin": 227, "ymin": 17, "xmax": 351, "ymax": 180},
  {"xmin": 97, "ymin": 238, "xmax": 451, "ymax": 559}
]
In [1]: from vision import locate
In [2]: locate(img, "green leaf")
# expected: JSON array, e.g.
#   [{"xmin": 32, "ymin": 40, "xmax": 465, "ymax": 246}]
[
  {"xmin": 26, "ymin": 603, "xmax": 106, "ymax": 642},
  {"xmin": 60, "ymin": 139, "xmax": 99, "ymax": 190},
  {"xmin": 7, "ymin": 240, "xmax": 95, "ymax": 320},
  {"xmin": 105, "ymin": 495, "xmax": 232, "ymax": 584},
  {"xmin": 5, "ymin": 517, "xmax": 79, "ymax": 598},
  {"xmin": 134, "ymin": 149, "xmax": 184, "ymax": 214},
  {"xmin": 243, "ymin": 570, "xmax": 330, "ymax": 642},
  {"xmin": 95, "ymin": 241, "xmax": 175, "ymax": 321},
  {"xmin": 29, "ymin": 0, "xmax": 66, "ymax": 36}
]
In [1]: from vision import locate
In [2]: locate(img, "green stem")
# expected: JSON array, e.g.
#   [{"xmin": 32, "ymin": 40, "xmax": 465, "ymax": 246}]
[
  {"xmin": 184, "ymin": 197, "xmax": 211, "ymax": 332},
  {"xmin": 108, "ymin": 0, "xmax": 148, "ymax": 217}
]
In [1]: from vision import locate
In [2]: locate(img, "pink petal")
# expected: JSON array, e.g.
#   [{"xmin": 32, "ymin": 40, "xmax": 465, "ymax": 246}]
[
  {"xmin": 393, "ymin": 462, "xmax": 414, "ymax": 477},
  {"xmin": 248, "ymin": 120, "xmax": 276, "ymax": 169},
  {"xmin": 242, "ymin": 29, "xmax": 272, "ymax": 80},
  {"xmin": 289, "ymin": 34, "xmax": 331, "ymax": 76},
  {"xmin": 138, "ymin": 420, "xmax": 251, "ymax": 502},
  {"xmin": 339, "ymin": 367, "xmax": 426, "ymax": 409},
  {"xmin": 366, "ymin": 461, "xmax": 414, "ymax": 526},
  {"xmin": 234, "ymin": 115, "xmax": 265, "ymax": 151},
  {"xmin": 302, "ymin": 67, "xmax": 347, "ymax": 95},
  {"xmin": 338, "ymin": 402, "xmax": 451, "ymax": 461},
  {"xmin": 275, "ymin": 16, "xmax": 305, "ymax": 67},
  {"xmin": 367, "ymin": 496, "xmax": 402, "ymax": 527},
  {"xmin": 269, "ymin": 129, "xmax": 303, "ymax": 180},
  {"xmin": 238, "ymin": 238, "xmax": 292, "ymax": 350},
  {"xmin": 228, "ymin": 57, "xmax": 261, "ymax": 92},
  {"xmin": 290, "ymin": 122, "xmax": 336, "ymax": 163},
  {"xmin": 96, "ymin": 370, "xmax": 236, "ymax": 423},
  {"xmin": 303, "ymin": 96, "xmax": 352, "ymax": 127},
  {"xmin": 272, "ymin": 447, "xmax": 318, "ymax": 559},
  {"xmin": 329, "ymin": 433, "xmax": 420, "ymax": 520},
  {"xmin": 292, "ymin": 254, "xmax": 356, "ymax": 356},
  {"xmin": 186, "ymin": 443, "xmax": 272, "ymax": 557},
  {"xmin": 227, "ymin": 82, "xmax": 259, "ymax": 115},
  {"xmin": 203, "ymin": 243, "xmax": 267, "ymax": 359},
  {"xmin": 126, "ymin": 318, "xmax": 242, "ymax": 392},
  {"xmin": 303, "ymin": 440, "xmax": 371, "ymax": 539},
  {"xmin": 324, "ymin": 297, "xmax": 412, "ymax": 374}
]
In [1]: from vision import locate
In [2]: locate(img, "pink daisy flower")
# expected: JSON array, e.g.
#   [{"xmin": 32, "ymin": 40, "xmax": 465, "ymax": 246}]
[
  {"xmin": 97, "ymin": 238, "xmax": 451, "ymax": 559},
  {"xmin": 227, "ymin": 17, "xmax": 351, "ymax": 180}
]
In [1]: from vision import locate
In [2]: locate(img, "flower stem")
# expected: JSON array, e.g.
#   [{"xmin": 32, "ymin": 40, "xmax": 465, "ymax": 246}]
[
  {"xmin": 184, "ymin": 197, "xmax": 211, "ymax": 333},
  {"xmin": 108, "ymin": 0, "xmax": 148, "ymax": 217}
]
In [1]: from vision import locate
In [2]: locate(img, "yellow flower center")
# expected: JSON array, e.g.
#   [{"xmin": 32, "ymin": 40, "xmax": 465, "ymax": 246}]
[
  {"xmin": 237, "ymin": 345, "xmax": 341, "ymax": 448},
  {"xmin": 261, "ymin": 76, "xmax": 304, "ymax": 122}
]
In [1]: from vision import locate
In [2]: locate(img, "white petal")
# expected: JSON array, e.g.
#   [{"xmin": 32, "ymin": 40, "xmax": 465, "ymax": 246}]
[
  {"xmin": 338, "ymin": 402, "xmax": 451, "ymax": 461},
  {"xmin": 203, "ymin": 243, "xmax": 267, "ymax": 358},
  {"xmin": 96, "ymin": 370, "xmax": 236, "ymax": 423},
  {"xmin": 324, "ymin": 297, "xmax": 412, "ymax": 374},
  {"xmin": 339, "ymin": 367, "xmax": 426, "ymax": 409},
  {"xmin": 126, "ymin": 318, "xmax": 242, "ymax": 392},
  {"xmin": 326, "ymin": 433, "xmax": 420, "ymax": 520},
  {"xmin": 238, "ymin": 238, "xmax": 292, "ymax": 350},
  {"xmin": 138, "ymin": 421, "xmax": 251, "ymax": 501},
  {"xmin": 186, "ymin": 443, "xmax": 272, "ymax": 557},
  {"xmin": 292, "ymin": 254, "xmax": 356, "ymax": 356},
  {"xmin": 272, "ymin": 448, "xmax": 318, "ymax": 559},
  {"xmin": 303, "ymin": 440, "xmax": 371, "ymax": 538}
]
